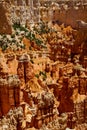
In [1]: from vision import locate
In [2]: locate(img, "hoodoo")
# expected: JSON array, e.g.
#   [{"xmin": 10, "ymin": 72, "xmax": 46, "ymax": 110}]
[{"xmin": 0, "ymin": 0, "xmax": 87, "ymax": 130}]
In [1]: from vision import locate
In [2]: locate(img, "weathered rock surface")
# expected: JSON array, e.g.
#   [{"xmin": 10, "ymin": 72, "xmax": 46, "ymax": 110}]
[
  {"xmin": 0, "ymin": 1, "xmax": 87, "ymax": 129},
  {"xmin": 0, "ymin": 2, "xmax": 12, "ymax": 34}
]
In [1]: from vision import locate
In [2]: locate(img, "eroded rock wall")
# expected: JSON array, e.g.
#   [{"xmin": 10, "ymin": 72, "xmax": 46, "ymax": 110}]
[
  {"xmin": 0, "ymin": 2, "xmax": 12, "ymax": 34},
  {"xmin": 53, "ymin": 7, "xmax": 87, "ymax": 28}
]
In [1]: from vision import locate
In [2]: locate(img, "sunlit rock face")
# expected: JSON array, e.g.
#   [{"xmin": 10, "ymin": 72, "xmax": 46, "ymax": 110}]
[
  {"xmin": 53, "ymin": 7, "xmax": 87, "ymax": 29},
  {"xmin": 40, "ymin": 0, "xmax": 87, "ymax": 28},
  {"xmin": 0, "ymin": 2, "xmax": 12, "ymax": 34},
  {"xmin": 1, "ymin": 0, "xmax": 87, "ymax": 28},
  {"xmin": 0, "ymin": 0, "xmax": 87, "ymax": 130},
  {"xmin": 0, "ymin": 75, "xmax": 20, "ymax": 117}
]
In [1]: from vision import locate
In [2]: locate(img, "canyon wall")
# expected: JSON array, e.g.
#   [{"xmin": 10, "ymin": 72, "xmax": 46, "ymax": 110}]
[
  {"xmin": 52, "ymin": 7, "xmax": 87, "ymax": 28},
  {"xmin": 0, "ymin": 0, "xmax": 87, "ymax": 29},
  {"xmin": 0, "ymin": 2, "xmax": 12, "ymax": 34}
]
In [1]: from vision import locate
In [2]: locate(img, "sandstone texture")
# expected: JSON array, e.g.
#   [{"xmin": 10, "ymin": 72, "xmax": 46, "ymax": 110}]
[
  {"xmin": 0, "ymin": 2, "xmax": 12, "ymax": 34},
  {"xmin": 0, "ymin": 0, "xmax": 87, "ymax": 130}
]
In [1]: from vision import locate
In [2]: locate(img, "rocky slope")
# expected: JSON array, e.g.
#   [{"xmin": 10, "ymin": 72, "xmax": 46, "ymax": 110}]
[{"xmin": 0, "ymin": 0, "xmax": 87, "ymax": 130}]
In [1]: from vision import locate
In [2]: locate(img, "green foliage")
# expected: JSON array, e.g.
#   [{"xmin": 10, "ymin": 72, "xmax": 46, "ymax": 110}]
[
  {"xmin": 11, "ymin": 34, "xmax": 15, "ymax": 38},
  {"xmin": 39, "ymin": 71, "xmax": 47, "ymax": 80},
  {"xmin": 2, "ymin": 44, "xmax": 8, "ymax": 51},
  {"xmin": 25, "ymin": 31, "xmax": 43, "ymax": 47},
  {"xmin": 13, "ymin": 22, "xmax": 46, "ymax": 48},
  {"xmin": 34, "ymin": 22, "xmax": 50, "ymax": 35},
  {"xmin": 35, "ymin": 39, "xmax": 42, "ymax": 46},
  {"xmin": 0, "ymin": 22, "xmax": 48, "ymax": 51},
  {"xmin": 12, "ymin": 39, "xmax": 16, "ymax": 43},
  {"xmin": 13, "ymin": 23, "xmax": 28, "ymax": 32},
  {"xmin": 35, "ymin": 74, "xmax": 39, "ymax": 78},
  {"xmin": 26, "ymin": 32, "xmax": 35, "ymax": 41},
  {"xmin": 13, "ymin": 23, "xmax": 20, "ymax": 30}
]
